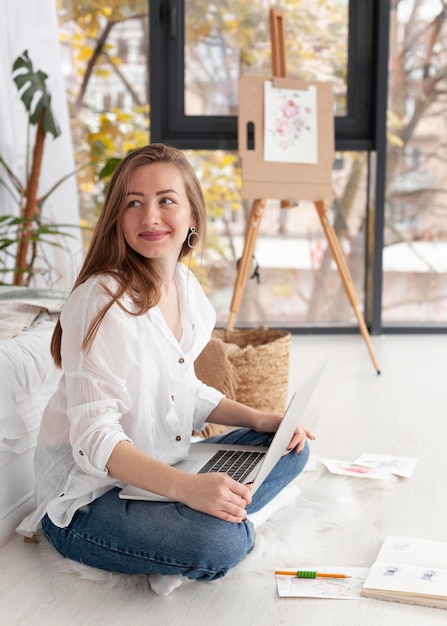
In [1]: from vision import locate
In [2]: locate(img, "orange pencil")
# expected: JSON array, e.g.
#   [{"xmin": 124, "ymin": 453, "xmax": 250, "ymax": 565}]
[{"xmin": 275, "ymin": 570, "xmax": 351, "ymax": 579}]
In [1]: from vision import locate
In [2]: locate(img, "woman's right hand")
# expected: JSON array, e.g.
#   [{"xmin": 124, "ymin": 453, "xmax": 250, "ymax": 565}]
[
  {"xmin": 107, "ymin": 441, "xmax": 251, "ymax": 522},
  {"xmin": 178, "ymin": 472, "xmax": 252, "ymax": 523}
]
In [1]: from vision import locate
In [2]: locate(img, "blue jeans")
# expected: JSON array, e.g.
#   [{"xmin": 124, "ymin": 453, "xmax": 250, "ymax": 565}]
[{"xmin": 42, "ymin": 429, "xmax": 309, "ymax": 581}]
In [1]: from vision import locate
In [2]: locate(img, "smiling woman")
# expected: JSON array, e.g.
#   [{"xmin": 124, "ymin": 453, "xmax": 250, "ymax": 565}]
[
  {"xmin": 16, "ymin": 143, "xmax": 314, "ymax": 596},
  {"xmin": 121, "ymin": 162, "xmax": 195, "ymax": 267}
]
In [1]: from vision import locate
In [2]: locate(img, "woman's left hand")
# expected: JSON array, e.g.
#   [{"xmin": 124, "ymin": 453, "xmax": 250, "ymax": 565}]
[
  {"xmin": 252, "ymin": 411, "xmax": 315, "ymax": 455},
  {"xmin": 285, "ymin": 424, "xmax": 315, "ymax": 454},
  {"xmin": 206, "ymin": 399, "xmax": 315, "ymax": 454}
]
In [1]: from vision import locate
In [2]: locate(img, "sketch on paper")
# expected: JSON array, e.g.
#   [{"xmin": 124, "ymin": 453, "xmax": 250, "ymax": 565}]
[
  {"xmin": 319, "ymin": 458, "xmax": 392, "ymax": 480},
  {"xmin": 276, "ymin": 567, "xmax": 370, "ymax": 599},
  {"xmin": 352, "ymin": 453, "xmax": 418, "ymax": 478},
  {"xmin": 264, "ymin": 82, "xmax": 318, "ymax": 164}
]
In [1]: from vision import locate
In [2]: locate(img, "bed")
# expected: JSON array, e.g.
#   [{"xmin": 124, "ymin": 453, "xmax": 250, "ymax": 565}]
[{"xmin": 0, "ymin": 288, "xmax": 66, "ymax": 545}]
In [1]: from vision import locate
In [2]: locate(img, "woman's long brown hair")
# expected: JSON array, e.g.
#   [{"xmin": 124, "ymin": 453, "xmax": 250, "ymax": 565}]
[{"xmin": 51, "ymin": 143, "xmax": 207, "ymax": 368}]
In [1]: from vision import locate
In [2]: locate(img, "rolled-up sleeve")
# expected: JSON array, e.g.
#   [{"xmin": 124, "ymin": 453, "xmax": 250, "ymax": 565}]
[
  {"xmin": 192, "ymin": 377, "xmax": 225, "ymax": 431},
  {"xmin": 61, "ymin": 281, "xmax": 134, "ymax": 476},
  {"xmin": 69, "ymin": 398, "xmax": 132, "ymax": 476}
]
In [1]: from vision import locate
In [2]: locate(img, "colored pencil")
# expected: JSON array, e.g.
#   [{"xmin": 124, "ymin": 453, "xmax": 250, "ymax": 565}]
[{"xmin": 275, "ymin": 570, "xmax": 351, "ymax": 579}]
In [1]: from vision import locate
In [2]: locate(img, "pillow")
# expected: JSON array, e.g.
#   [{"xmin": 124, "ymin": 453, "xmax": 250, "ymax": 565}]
[{"xmin": 193, "ymin": 337, "xmax": 239, "ymax": 438}]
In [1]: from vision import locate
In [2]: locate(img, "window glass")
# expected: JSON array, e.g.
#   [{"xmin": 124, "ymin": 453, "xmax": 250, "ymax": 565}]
[
  {"xmin": 184, "ymin": 0, "xmax": 349, "ymax": 117},
  {"xmin": 186, "ymin": 150, "xmax": 367, "ymax": 327},
  {"xmin": 57, "ymin": 3, "xmax": 149, "ymax": 241},
  {"xmin": 383, "ymin": 0, "xmax": 447, "ymax": 325}
]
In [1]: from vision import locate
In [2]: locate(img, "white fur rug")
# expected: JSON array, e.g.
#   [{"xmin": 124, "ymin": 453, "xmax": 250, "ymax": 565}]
[
  {"xmin": 30, "ymin": 462, "xmax": 397, "ymax": 593},
  {"xmin": 223, "ymin": 464, "xmax": 395, "ymax": 583}
]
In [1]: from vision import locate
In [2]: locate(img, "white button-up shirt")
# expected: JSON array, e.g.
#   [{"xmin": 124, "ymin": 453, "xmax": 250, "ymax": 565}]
[{"xmin": 17, "ymin": 264, "xmax": 224, "ymax": 534}]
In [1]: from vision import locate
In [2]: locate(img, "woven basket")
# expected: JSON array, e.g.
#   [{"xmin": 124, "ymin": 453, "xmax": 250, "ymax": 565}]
[
  {"xmin": 193, "ymin": 336, "xmax": 240, "ymax": 438},
  {"xmin": 212, "ymin": 326, "xmax": 291, "ymax": 414}
]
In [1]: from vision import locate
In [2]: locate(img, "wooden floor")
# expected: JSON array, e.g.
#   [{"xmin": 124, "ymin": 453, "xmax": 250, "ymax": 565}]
[{"xmin": 1, "ymin": 333, "xmax": 446, "ymax": 625}]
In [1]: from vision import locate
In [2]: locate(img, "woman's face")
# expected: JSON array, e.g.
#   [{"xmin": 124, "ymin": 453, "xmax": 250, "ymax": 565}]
[{"xmin": 121, "ymin": 162, "xmax": 194, "ymax": 266}]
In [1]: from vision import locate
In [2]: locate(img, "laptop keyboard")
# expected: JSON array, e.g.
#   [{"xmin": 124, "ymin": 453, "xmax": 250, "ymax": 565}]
[{"xmin": 198, "ymin": 449, "xmax": 265, "ymax": 483}]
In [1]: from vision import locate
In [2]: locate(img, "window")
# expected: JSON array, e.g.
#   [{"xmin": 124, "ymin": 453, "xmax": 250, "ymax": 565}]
[
  {"xmin": 381, "ymin": 0, "xmax": 447, "ymax": 327},
  {"xmin": 150, "ymin": 0, "xmax": 379, "ymax": 150}
]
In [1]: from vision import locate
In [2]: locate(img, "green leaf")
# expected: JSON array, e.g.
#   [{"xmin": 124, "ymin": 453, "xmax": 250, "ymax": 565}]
[
  {"xmin": 0, "ymin": 239, "xmax": 16, "ymax": 250},
  {"xmin": 98, "ymin": 157, "xmax": 122, "ymax": 180},
  {"xmin": 0, "ymin": 215, "xmax": 25, "ymax": 226},
  {"xmin": 12, "ymin": 50, "xmax": 61, "ymax": 138},
  {"xmin": 0, "ymin": 156, "xmax": 24, "ymax": 194}
]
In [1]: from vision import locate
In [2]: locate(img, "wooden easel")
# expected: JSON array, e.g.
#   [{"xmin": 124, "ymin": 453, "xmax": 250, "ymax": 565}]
[{"xmin": 227, "ymin": 8, "xmax": 381, "ymax": 375}]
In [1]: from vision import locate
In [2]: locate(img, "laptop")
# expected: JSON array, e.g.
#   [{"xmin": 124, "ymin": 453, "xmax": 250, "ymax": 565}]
[{"xmin": 119, "ymin": 359, "xmax": 326, "ymax": 502}]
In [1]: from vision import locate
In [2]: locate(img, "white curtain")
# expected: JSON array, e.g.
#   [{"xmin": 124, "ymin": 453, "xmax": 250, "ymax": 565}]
[{"xmin": 0, "ymin": 0, "xmax": 82, "ymax": 289}]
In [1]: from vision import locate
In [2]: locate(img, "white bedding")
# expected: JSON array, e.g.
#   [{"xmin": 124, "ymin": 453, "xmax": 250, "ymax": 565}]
[
  {"xmin": 0, "ymin": 313, "xmax": 61, "ymax": 455},
  {"xmin": 0, "ymin": 287, "xmax": 66, "ymax": 455},
  {"xmin": 0, "ymin": 289, "xmax": 66, "ymax": 543}
]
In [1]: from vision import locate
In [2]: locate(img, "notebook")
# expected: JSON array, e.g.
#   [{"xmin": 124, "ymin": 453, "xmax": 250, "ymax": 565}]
[
  {"xmin": 119, "ymin": 359, "xmax": 326, "ymax": 502},
  {"xmin": 361, "ymin": 536, "xmax": 447, "ymax": 610}
]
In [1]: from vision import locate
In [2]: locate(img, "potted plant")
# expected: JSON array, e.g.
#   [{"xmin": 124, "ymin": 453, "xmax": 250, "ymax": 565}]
[{"xmin": 0, "ymin": 50, "xmax": 78, "ymax": 286}]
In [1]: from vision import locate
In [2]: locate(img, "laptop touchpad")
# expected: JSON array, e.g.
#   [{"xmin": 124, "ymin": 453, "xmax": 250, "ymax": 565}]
[{"xmin": 172, "ymin": 459, "xmax": 199, "ymax": 472}]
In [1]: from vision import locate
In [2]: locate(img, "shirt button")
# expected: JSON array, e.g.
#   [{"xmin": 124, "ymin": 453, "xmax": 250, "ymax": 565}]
[
  {"xmin": 178, "ymin": 357, "xmax": 185, "ymax": 364},
  {"xmin": 79, "ymin": 450, "xmax": 84, "ymax": 456},
  {"xmin": 175, "ymin": 435, "xmax": 182, "ymax": 442},
  {"xmin": 171, "ymin": 395, "xmax": 175, "ymax": 401}
]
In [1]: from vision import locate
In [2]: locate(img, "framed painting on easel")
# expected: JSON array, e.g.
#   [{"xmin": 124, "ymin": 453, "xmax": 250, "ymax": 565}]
[{"xmin": 238, "ymin": 75, "xmax": 334, "ymax": 202}]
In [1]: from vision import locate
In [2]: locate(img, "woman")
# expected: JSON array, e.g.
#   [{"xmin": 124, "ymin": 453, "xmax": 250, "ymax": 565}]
[{"xmin": 17, "ymin": 144, "xmax": 313, "ymax": 594}]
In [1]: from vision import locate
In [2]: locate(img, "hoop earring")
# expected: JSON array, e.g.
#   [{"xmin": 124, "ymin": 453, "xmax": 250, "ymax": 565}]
[{"xmin": 187, "ymin": 226, "xmax": 199, "ymax": 249}]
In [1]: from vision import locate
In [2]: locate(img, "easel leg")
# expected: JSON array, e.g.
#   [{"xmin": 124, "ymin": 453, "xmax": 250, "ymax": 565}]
[
  {"xmin": 314, "ymin": 200, "xmax": 381, "ymax": 374},
  {"xmin": 227, "ymin": 199, "xmax": 266, "ymax": 330}
]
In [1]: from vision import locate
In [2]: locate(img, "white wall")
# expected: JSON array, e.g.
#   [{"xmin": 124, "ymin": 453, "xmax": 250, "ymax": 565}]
[{"xmin": 0, "ymin": 0, "xmax": 82, "ymax": 289}]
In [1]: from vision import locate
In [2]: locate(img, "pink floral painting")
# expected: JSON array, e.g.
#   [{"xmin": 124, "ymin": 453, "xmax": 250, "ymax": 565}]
[{"xmin": 264, "ymin": 82, "xmax": 318, "ymax": 164}]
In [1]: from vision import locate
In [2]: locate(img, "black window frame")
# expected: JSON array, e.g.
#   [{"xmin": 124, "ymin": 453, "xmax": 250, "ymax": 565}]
[{"xmin": 150, "ymin": 0, "xmax": 379, "ymax": 151}]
